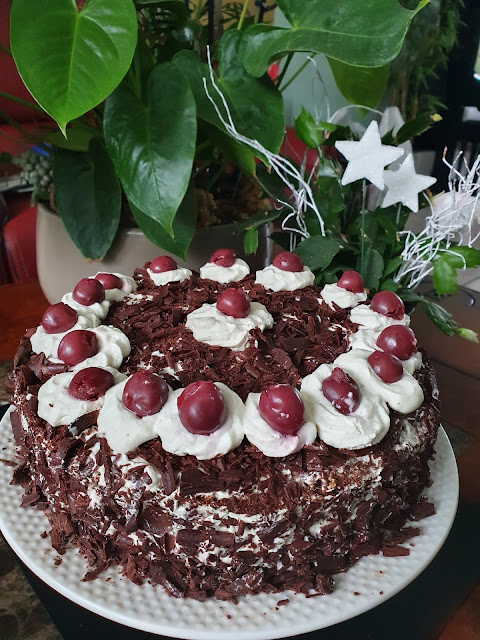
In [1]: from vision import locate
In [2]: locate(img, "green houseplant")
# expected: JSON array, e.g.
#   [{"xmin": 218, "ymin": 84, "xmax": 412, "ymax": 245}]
[{"xmin": 3, "ymin": 0, "xmax": 427, "ymax": 264}]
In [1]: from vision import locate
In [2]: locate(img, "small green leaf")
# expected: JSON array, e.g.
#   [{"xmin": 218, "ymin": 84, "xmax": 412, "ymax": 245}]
[
  {"xmin": 379, "ymin": 278, "xmax": 399, "ymax": 292},
  {"xmin": 104, "ymin": 62, "xmax": 197, "ymax": 234},
  {"xmin": 396, "ymin": 113, "xmax": 439, "ymax": 145},
  {"xmin": 441, "ymin": 246, "xmax": 480, "ymax": 269},
  {"xmin": 383, "ymin": 255, "xmax": 404, "ymax": 277},
  {"xmin": 43, "ymin": 121, "xmax": 98, "ymax": 152},
  {"xmin": 53, "ymin": 138, "xmax": 120, "ymax": 260},
  {"xmin": 235, "ymin": 209, "xmax": 284, "ymax": 234},
  {"xmin": 129, "ymin": 181, "xmax": 197, "ymax": 260},
  {"xmin": 359, "ymin": 248, "xmax": 384, "ymax": 290},
  {"xmin": 243, "ymin": 228, "xmax": 259, "ymax": 254},
  {"xmin": 295, "ymin": 107, "xmax": 322, "ymax": 149},
  {"xmin": 294, "ymin": 236, "xmax": 340, "ymax": 271},
  {"xmin": 432, "ymin": 258, "xmax": 458, "ymax": 296},
  {"xmin": 418, "ymin": 300, "xmax": 457, "ymax": 336},
  {"xmin": 11, "ymin": 0, "xmax": 137, "ymax": 133},
  {"xmin": 457, "ymin": 327, "xmax": 479, "ymax": 343},
  {"xmin": 328, "ymin": 59, "xmax": 389, "ymax": 108}
]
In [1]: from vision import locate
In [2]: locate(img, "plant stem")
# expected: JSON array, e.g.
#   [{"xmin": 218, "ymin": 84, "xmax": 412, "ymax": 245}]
[
  {"xmin": 279, "ymin": 54, "xmax": 317, "ymax": 92},
  {"xmin": 194, "ymin": 0, "xmax": 206, "ymax": 21},
  {"xmin": 396, "ymin": 202, "xmax": 402, "ymax": 226},
  {"xmin": 237, "ymin": 0, "xmax": 249, "ymax": 30},
  {"xmin": 275, "ymin": 53, "xmax": 294, "ymax": 88},
  {"xmin": 0, "ymin": 91, "xmax": 44, "ymax": 113},
  {"xmin": 360, "ymin": 178, "xmax": 366, "ymax": 278}
]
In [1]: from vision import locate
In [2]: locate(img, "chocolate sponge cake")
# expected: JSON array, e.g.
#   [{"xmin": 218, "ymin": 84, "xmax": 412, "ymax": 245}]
[{"xmin": 7, "ymin": 252, "xmax": 439, "ymax": 601}]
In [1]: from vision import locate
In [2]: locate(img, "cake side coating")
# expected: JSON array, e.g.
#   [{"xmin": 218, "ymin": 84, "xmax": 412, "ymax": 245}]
[{"xmin": 6, "ymin": 269, "xmax": 440, "ymax": 600}]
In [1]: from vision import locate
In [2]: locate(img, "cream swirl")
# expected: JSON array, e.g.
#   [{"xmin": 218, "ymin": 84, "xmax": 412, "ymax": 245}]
[
  {"xmin": 243, "ymin": 393, "xmax": 317, "ymax": 457},
  {"xmin": 255, "ymin": 264, "xmax": 315, "ymax": 292},
  {"xmin": 300, "ymin": 363, "xmax": 390, "ymax": 449},
  {"xmin": 185, "ymin": 302, "xmax": 273, "ymax": 351},
  {"xmin": 51, "ymin": 325, "xmax": 131, "ymax": 371},
  {"xmin": 62, "ymin": 291, "xmax": 110, "ymax": 320},
  {"xmin": 30, "ymin": 313, "xmax": 100, "ymax": 359},
  {"xmin": 350, "ymin": 304, "xmax": 410, "ymax": 331},
  {"xmin": 200, "ymin": 258, "xmax": 250, "ymax": 283},
  {"xmin": 97, "ymin": 377, "xmax": 169, "ymax": 454},
  {"xmin": 320, "ymin": 283, "xmax": 367, "ymax": 309},
  {"xmin": 334, "ymin": 349, "xmax": 424, "ymax": 414},
  {"xmin": 38, "ymin": 367, "xmax": 126, "ymax": 427},
  {"xmin": 349, "ymin": 328, "xmax": 422, "ymax": 375},
  {"xmin": 147, "ymin": 266, "xmax": 192, "ymax": 286},
  {"xmin": 93, "ymin": 272, "xmax": 137, "ymax": 301},
  {"xmin": 154, "ymin": 383, "xmax": 244, "ymax": 460}
]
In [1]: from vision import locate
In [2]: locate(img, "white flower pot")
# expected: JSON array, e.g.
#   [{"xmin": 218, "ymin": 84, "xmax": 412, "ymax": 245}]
[{"xmin": 36, "ymin": 203, "xmax": 272, "ymax": 303}]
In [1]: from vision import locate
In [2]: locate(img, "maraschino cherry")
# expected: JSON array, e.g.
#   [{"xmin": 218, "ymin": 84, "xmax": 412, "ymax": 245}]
[
  {"xmin": 177, "ymin": 381, "xmax": 225, "ymax": 434},
  {"xmin": 337, "ymin": 270, "xmax": 364, "ymax": 293},
  {"xmin": 217, "ymin": 288, "xmax": 251, "ymax": 318},
  {"xmin": 41, "ymin": 303, "xmax": 77, "ymax": 334},
  {"xmin": 68, "ymin": 367, "xmax": 114, "ymax": 400},
  {"xmin": 367, "ymin": 350, "xmax": 403, "ymax": 384},
  {"xmin": 122, "ymin": 371, "xmax": 169, "ymax": 418},
  {"xmin": 272, "ymin": 251, "xmax": 303, "ymax": 272},
  {"xmin": 370, "ymin": 291, "xmax": 405, "ymax": 320},
  {"xmin": 150, "ymin": 255, "xmax": 177, "ymax": 273},
  {"xmin": 57, "ymin": 330, "xmax": 98, "ymax": 366},
  {"xmin": 209, "ymin": 248, "xmax": 236, "ymax": 268},
  {"xmin": 258, "ymin": 384, "xmax": 305, "ymax": 435},
  {"xmin": 72, "ymin": 278, "xmax": 105, "ymax": 306},
  {"xmin": 376, "ymin": 325, "xmax": 417, "ymax": 361},
  {"xmin": 322, "ymin": 367, "xmax": 360, "ymax": 415},
  {"xmin": 95, "ymin": 272, "xmax": 123, "ymax": 290}
]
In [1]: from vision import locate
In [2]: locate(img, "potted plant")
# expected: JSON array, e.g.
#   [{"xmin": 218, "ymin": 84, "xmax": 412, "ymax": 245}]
[{"xmin": 3, "ymin": 0, "xmax": 427, "ymax": 300}]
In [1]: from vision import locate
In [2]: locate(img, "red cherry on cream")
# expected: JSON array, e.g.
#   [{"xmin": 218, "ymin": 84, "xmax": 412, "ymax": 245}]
[
  {"xmin": 41, "ymin": 303, "xmax": 77, "ymax": 334},
  {"xmin": 177, "ymin": 381, "xmax": 225, "ymax": 434},
  {"xmin": 322, "ymin": 367, "xmax": 360, "ymax": 415},
  {"xmin": 150, "ymin": 255, "xmax": 177, "ymax": 273},
  {"xmin": 95, "ymin": 272, "xmax": 123, "ymax": 290},
  {"xmin": 122, "ymin": 371, "xmax": 169, "ymax": 418},
  {"xmin": 370, "ymin": 291, "xmax": 405, "ymax": 320},
  {"xmin": 72, "ymin": 278, "xmax": 105, "ymax": 306},
  {"xmin": 209, "ymin": 248, "xmax": 236, "ymax": 268},
  {"xmin": 367, "ymin": 350, "xmax": 403, "ymax": 384},
  {"xmin": 337, "ymin": 270, "xmax": 364, "ymax": 293},
  {"xmin": 68, "ymin": 367, "xmax": 114, "ymax": 401},
  {"xmin": 258, "ymin": 384, "xmax": 305, "ymax": 435},
  {"xmin": 376, "ymin": 325, "xmax": 417, "ymax": 361},
  {"xmin": 217, "ymin": 288, "xmax": 251, "ymax": 318},
  {"xmin": 273, "ymin": 251, "xmax": 303, "ymax": 272},
  {"xmin": 57, "ymin": 330, "xmax": 98, "ymax": 366}
]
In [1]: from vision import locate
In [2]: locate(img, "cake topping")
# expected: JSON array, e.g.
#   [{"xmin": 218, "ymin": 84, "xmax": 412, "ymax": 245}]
[
  {"xmin": 72, "ymin": 278, "xmax": 105, "ymax": 306},
  {"xmin": 94, "ymin": 272, "xmax": 123, "ymax": 290},
  {"xmin": 68, "ymin": 367, "xmax": 115, "ymax": 400},
  {"xmin": 258, "ymin": 384, "xmax": 305, "ymax": 435},
  {"xmin": 57, "ymin": 330, "xmax": 98, "ymax": 366},
  {"xmin": 272, "ymin": 251, "xmax": 303, "ymax": 273},
  {"xmin": 377, "ymin": 325, "xmax": 417, "ymax": 361},
  {"xmin": 320, "ymin": 282, "xmax": 367, "ymax": 309},
  {"xmin": 41, "ymin": 303, "xmax": 78, "ymax": 334},
  {"xmin": 150, "ymin": 255, "xmax": 178, "ymax": 273},
  {"xmin": 370, "ymin": 291, "xmax": 405, "ymax": 320},
  {"xmin": 367, "ymin": 350, "xmax": 403, "ymax": 384},
  {"xmin": 177, "ymin": 381, "xmax": 225, "ymax": 435},
  {"xmin": 322, "ymin": 367, "xmax": 360, "ymax": 415},
  {"xmin": 209, "ymin": 248, "xmax": 236, "ymax": 268},
  {"xmin": 337, "ymin": 270, "xmax": 364, "ymax": 293},
  {"xmin": 217, "ymin": 288, "xmax": 251, "ymax": 318},
  {"xmin": 122, "ymin": 371, "xmax": 168, "ymax": 418}
]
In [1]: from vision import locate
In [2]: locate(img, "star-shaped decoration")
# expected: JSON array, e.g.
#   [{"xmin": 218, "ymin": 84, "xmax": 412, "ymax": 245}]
[
  {"xmin": 335, "ymin": 121, "xmax": 404, "ymax": 190},
  {"xmin": 381, "ymin": 154, "xmax": 437, "ymax": 212}
]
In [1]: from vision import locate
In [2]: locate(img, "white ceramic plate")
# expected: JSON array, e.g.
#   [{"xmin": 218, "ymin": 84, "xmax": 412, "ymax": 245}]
[{"xmin": 0, "ymin": 407, "xmax": 458, "ymax": 639}]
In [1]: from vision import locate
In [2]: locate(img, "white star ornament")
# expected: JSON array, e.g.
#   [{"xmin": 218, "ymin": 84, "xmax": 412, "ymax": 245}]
[
  {"xmin": 335, "ymin": 121, "xmax": 404, "ymax": 190},
  {"xmin": 381, "ymin": 154, "xmax": 437, "ymax": 213}
]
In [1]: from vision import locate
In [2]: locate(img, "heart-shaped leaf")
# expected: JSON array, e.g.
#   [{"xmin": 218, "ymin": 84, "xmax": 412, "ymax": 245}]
[
  {"xmin": 11, "ymin": 0, "xmax": 137, "ymax": 133},
  {"xmin": 328, "ymin": 59, "xmax": 389, "ymax": 109},
  {"xmin": 53, "ymin": 138, "xmax": 121, "ymax": 260},
  {"xmin": 240, "ymin": 0, "xmax": 428, "ymax": 77},
  {"xmin": 130, "ymin": 181, "xmax": 197, "ymax": 260},
  {"xmin": 104, "ymin": 62, "xmax": 197, "ymax": 235}
]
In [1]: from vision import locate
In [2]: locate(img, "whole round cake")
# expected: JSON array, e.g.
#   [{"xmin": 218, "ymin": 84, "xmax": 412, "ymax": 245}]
[{"xmin": 7, "ymin": 250, "xmax": 439, "ymax": 601}]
